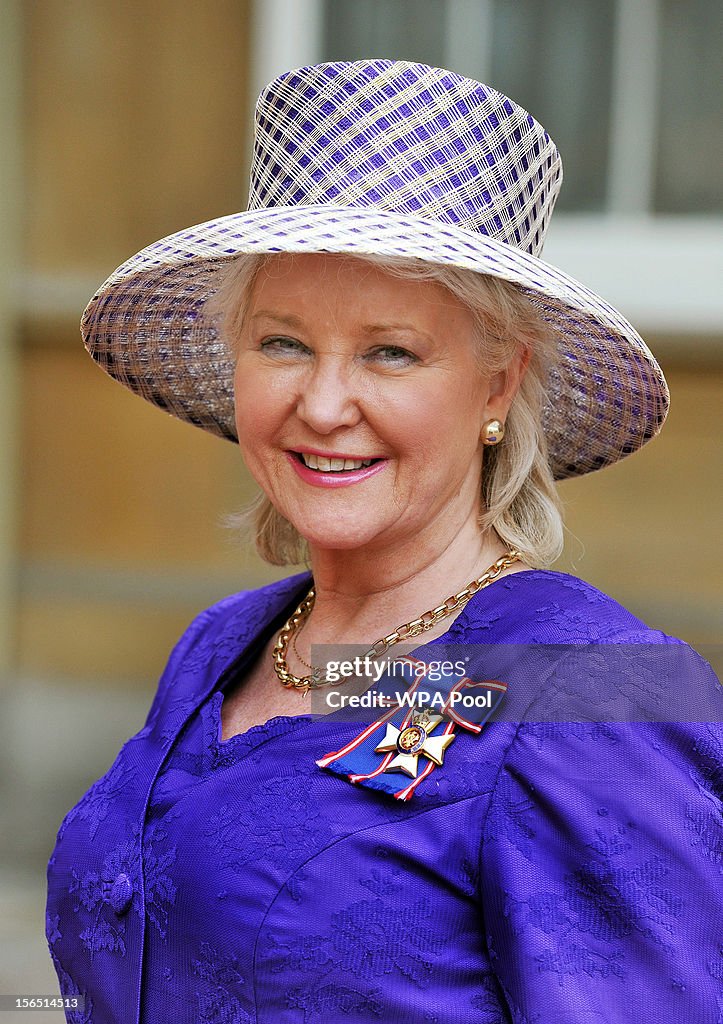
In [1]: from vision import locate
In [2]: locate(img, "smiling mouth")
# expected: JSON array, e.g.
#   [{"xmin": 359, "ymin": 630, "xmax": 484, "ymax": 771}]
[{"xmin": 292, "ymin": 452, "xmax": 383, "ymax": 473}]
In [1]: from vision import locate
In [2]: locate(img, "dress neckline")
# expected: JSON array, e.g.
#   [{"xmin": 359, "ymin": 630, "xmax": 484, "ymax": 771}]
[
  {"xmin": 211, "ymin": 567, "xmax": 562, "ymax": 749},
  {"xmin": 207, "ymin": 689, "xmax": 316, "ymax": 756}
]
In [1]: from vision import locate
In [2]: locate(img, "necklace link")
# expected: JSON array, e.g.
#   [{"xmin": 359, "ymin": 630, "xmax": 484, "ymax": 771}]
[{"xmin": 272, "ymin": 550, "xmax": 521, "ymax": 693}]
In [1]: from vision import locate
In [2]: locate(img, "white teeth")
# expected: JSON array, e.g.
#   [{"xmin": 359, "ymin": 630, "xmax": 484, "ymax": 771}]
[{"xmin": 300, "ymin": 453, "xmax": 375, "ymax": 472}]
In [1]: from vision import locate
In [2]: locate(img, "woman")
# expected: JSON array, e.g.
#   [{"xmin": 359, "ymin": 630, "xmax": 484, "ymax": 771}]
[{"xmin": 46, "ymin": 61, "xmax": 722, "ymax": 1023}]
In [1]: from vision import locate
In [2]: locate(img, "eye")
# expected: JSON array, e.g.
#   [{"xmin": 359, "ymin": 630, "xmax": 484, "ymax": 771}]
[
  {"xmin": 366, "ymin": 345, "xmax": 418, "ymax": 366},
  {"xmin": 259, "ymin": 336, "xmax": 310, "ymax": 356}
]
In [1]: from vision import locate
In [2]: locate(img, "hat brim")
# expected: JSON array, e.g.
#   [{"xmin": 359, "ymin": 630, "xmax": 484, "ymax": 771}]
[{"xmin": 81, "ymin": 204, "xmax": 669, "ymax": 480}]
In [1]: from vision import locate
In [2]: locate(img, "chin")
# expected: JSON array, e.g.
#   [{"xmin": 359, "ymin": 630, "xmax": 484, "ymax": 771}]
[
  {"xmin": 292, "ymin": 517, "xmax": 387, "ymax": 553},
  {"xmin": 301, "ymin": 530, "xmax": 378, "ymax": 552}
]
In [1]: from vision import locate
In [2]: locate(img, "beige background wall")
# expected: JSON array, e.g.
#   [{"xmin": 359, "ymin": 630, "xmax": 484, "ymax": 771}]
[{"xmin": 18, "ymin": 0, "xmax": 260, "ymax": 687}]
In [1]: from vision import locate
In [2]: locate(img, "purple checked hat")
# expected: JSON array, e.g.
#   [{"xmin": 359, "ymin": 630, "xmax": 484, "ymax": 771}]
[{"xmin": 81, "ymin": 59, "xmax": 669, "ymax": 479}]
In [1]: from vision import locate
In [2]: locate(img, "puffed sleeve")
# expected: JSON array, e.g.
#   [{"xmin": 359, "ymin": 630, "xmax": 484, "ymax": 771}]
[{"xmin": 479, "ymin": 646, "xmax": 723, "ymax": 1022}]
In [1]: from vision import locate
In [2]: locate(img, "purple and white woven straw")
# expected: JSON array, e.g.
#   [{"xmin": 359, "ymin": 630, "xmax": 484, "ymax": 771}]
[{"xmin": 81, "ymin": 60, "xmax": 668, "ymax": 479}]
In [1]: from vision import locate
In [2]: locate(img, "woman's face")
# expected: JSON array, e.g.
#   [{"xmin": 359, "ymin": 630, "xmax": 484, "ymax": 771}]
[{"xmin": 233, "ymin": 254, "xmax": 521, "ymax": 556}]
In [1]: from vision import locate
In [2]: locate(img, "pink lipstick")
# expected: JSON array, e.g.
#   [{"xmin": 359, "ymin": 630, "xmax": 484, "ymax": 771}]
[{"xmin": 286, "ymin": 450, "xmax": 388, "ymax": 488}]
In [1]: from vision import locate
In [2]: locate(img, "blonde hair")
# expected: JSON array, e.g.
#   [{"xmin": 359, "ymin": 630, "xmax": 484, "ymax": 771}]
[{"xmin": 211, "ymin": 252, "xmax": 564, "ymax": 568}]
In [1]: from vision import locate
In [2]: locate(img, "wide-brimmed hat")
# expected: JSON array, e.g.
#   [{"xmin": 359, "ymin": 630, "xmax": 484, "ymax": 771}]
[{"xmin": 81, "ymin": 59, "xmax": 668, "ymax": 480}]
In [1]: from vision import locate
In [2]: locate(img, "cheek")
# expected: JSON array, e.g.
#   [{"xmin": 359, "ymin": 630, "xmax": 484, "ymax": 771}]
[
  {"xmin": 234, "ymin": 380, "xmax": 263, "ymax": 429},
  {"xmin": 233, "ymin": 384, "xmax": 278, "ymax": 480},
  {"xmin": 233, "ymin": 362, "xmax": 286, "ymax": 436},
  {"xmin": 402, "ymin": 375, "xmax": 486, "ymax": 448}
]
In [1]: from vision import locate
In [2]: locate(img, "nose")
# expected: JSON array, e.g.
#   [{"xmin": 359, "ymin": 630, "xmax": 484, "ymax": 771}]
[{"xmin": 295, "ymin": 355, "xmax": 362, "ymax": 433}]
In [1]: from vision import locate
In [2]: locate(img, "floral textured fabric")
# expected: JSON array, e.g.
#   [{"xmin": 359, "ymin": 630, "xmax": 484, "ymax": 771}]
[{"xmin": 46, "ymin": 571, "xmax": 723, "ymax": 1023}]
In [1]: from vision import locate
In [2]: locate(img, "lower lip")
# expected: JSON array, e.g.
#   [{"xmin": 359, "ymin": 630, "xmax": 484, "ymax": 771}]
[{"xmin": 286, "ymin": 453, "xmax": 388, "ymax": 488}]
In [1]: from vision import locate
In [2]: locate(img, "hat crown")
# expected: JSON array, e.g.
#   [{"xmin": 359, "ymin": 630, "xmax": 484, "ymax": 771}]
[{"xmin": 249, "ymin": 60, "xmax": 562, "ymax": 258}]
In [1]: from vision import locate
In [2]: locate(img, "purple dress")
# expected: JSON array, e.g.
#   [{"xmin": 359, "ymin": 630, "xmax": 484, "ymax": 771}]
[{"xmin": 46, "ymin": 570, "xmax": 723, "ymax": 1023}]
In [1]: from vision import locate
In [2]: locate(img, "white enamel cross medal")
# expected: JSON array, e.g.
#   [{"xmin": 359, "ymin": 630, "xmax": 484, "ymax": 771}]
[{"xmin": 373, "ymin": 706, "xmax": 455, "ymax": 778}]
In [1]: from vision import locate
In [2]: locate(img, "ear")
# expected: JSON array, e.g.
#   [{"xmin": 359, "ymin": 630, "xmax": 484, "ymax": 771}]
[{"xmin": 483, "ymin": 345, "xmax": 531, "ymax": 422}]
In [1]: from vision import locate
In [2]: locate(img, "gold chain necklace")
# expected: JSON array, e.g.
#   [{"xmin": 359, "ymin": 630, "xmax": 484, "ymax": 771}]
[
  {"xmin": 291, "ymin": 628, "xmax": 314, "ymax": 671},
  {"xmin": 272, "ymin": 550, "xmax": 521, "ymax": 696}
]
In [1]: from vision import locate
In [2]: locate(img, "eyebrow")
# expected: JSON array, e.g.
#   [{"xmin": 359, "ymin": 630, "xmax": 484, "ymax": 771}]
[
  {"xmin": 248, "ymin": 311, "xmax": 433, "ymax": 343},
  {"xmin": 248, "ymin": 311, "xmax": 305, "ymax": 328},
  {"xmin": 364, "ymin": 323, "xmax": 432, "ymax": 339}
]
